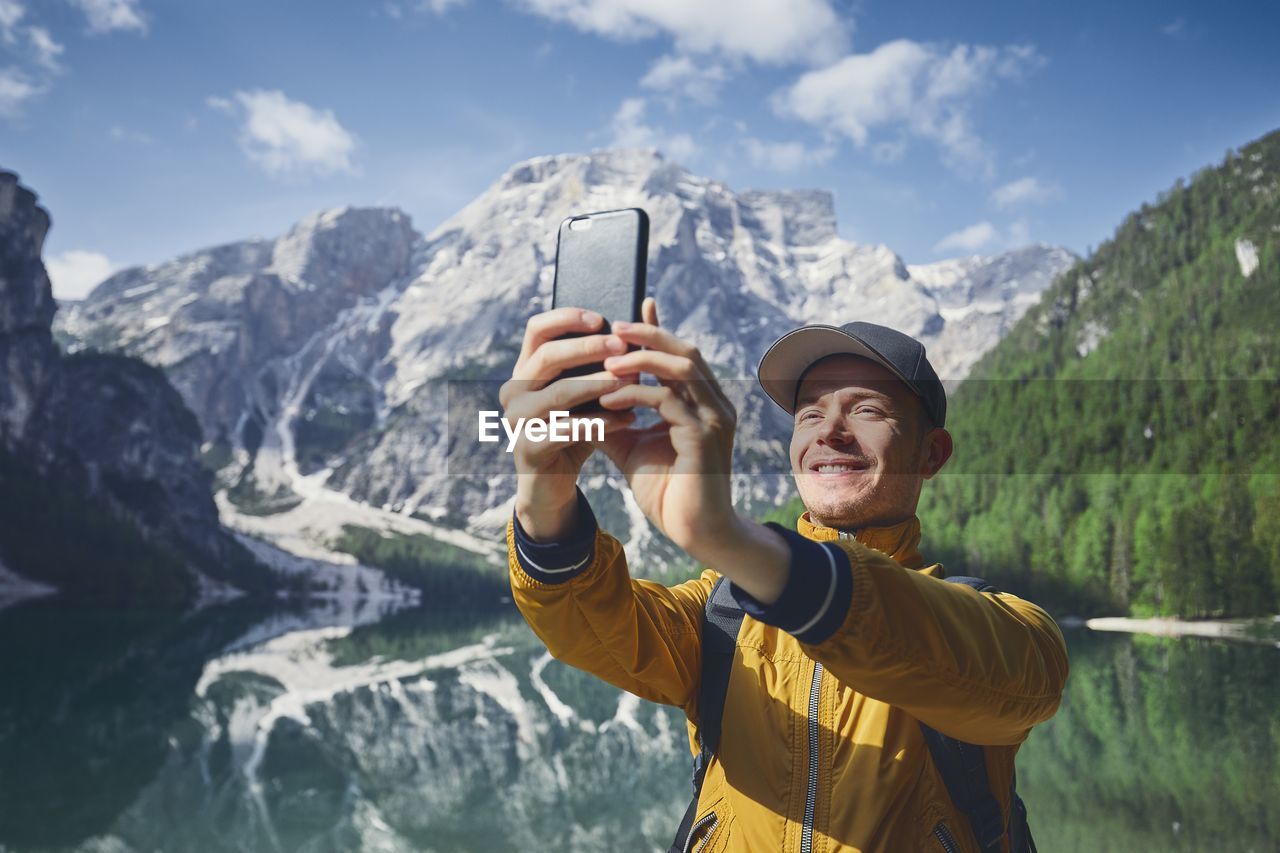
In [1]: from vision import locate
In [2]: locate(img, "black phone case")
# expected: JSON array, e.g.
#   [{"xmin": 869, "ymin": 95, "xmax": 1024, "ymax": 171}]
[{"xmin": 550, "ymin": 208, "xmax": 649, "ymax": 409}]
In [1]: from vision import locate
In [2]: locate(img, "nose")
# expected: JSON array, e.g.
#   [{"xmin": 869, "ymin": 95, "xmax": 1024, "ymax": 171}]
[{"xmin": 815, "ymin": 414, "xmax": 855, "ymax": 448}]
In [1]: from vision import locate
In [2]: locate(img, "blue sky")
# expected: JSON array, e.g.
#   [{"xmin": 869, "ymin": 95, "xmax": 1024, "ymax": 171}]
[{"xmin": 2, "ymin": 0, "xmax": 1277, "ymax": 299}]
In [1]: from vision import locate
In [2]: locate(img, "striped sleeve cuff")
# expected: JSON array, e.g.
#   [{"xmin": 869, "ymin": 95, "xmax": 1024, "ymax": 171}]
[
  {"xmin": 511, "ymin": 487, "xmax": 599, "ymax": 584},
  {"xmin": 728, "ymin": 523, "xmax": 854, "ymax": 645}
]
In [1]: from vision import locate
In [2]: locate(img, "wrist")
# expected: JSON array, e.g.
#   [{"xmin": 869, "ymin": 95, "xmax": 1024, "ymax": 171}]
[
  {"xmin": 693, "ymin": 513, "xmax": 790, "ymax": 604},
  {"xmin": 511, "ymin": 487, "xmax": 600, "ymax": 584},
  {"xmin": 517, "ymin": 491, "xmax": 578, "ymax": 537},
  {"xmin": 515, "ymin": 480, "xmax": 580, "ymax": 542},
  {"xmin": 687, "ymin": 510, "xmax": 765, "ymax": 569}
]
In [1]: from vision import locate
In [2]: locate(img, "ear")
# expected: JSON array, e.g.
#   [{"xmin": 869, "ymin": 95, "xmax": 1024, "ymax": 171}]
[{"xmin": 921, "ymin": 428, "xmax": 953, "ymax": 479}]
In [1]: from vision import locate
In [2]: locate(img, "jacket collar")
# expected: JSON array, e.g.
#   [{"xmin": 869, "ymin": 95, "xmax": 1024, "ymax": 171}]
[{"xmin": 796, "ymin": 511, "xmax": 936, "ymax": 573}]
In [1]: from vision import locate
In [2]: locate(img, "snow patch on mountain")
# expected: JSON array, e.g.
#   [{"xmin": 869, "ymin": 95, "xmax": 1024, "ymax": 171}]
[
  {"xmin": 53, "ymin": 149, "xmax": 1077, "ymax": 576},
  {"xmin": 1235, "ymin": 238, "xmax": 1259, "ymax": 277},
  {"xmin": 1076, "ymin": 320, "xmax": 1110, "ymax": 357}
]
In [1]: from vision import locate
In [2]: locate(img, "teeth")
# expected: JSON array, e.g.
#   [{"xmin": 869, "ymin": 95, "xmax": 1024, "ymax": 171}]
[{"xmin": 816, "ymin": 464, "xmax": 861, "ymax": 473}]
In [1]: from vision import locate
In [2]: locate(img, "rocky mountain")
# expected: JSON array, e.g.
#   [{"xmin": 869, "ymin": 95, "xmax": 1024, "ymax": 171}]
[
  {"xmin": 55, "ymin": 149, "xmax": 1076, "ymax": 573},
  {"xmin": 0, "ymin": 171, "xmax": 60, "ymax": 450},
  {"xmin": 0, "ymin": 170, "xmax": 283, "ymax": 604}
]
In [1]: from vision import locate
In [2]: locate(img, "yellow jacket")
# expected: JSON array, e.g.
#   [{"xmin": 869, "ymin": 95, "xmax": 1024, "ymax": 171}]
[{"xmin": 506, "ymin": 497, "xmax": 1069, "ymax": 853}]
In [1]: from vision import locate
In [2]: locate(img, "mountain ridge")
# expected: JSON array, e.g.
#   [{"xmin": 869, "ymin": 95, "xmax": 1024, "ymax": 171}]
[{"xmin": 54, "ymin": 148, "xmax": 1078, "ymax": 575}]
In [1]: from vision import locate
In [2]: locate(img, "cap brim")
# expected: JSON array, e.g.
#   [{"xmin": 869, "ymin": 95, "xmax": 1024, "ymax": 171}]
[{"xmin": 757, "ymin": 325, "xmax": 915, "ymax": 414}]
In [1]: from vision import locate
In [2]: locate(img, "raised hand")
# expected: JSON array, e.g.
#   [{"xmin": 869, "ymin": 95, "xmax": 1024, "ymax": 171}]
[
  {"xmin": 499, "ymin": 308, "xmax": 638, "ymax": 541},
  {"xmin": 596, "ymin": 298, "xmax": 740, "ymax": 564}
]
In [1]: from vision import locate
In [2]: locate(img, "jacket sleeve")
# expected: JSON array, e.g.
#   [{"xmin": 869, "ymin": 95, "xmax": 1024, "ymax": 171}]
[
  {"xmin": 730, "ymin": 523, "xmax": 1069, "ymax": 746},
  {"xmin": 506, "ymin": 488, "xmax": 713, "ymax": 713}
]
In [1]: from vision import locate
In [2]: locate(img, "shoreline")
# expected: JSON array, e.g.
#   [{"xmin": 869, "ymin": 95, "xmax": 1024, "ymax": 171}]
[{"xmin": 1081, "ymin": 614, "xmax": 1280, "ymax": 647}]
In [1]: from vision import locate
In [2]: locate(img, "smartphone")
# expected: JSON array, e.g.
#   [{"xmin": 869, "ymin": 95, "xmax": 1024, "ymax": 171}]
[{"xmin": 550, "ymin": 207, "xmax": 649, "ymax": 410}]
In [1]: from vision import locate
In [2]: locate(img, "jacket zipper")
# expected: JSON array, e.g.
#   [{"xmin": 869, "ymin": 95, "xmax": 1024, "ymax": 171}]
[
  {"xmin": 933, "ymin": 820, "xmax": 960, "ymax": 853},
  {"xmin": 801, "ymin": 532, "xmax": 855, "ymax": 853},
  {"xmin": 800, "ymin": 662, "xmax": 823, "ymax": 853},
  {"xmin": 683, "ymin": 812, "xmax": 719, "ymax": 853}
]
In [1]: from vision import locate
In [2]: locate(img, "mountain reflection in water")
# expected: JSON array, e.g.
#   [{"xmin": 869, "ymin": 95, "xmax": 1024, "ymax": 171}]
[{"xmin": 0, "ymin": 598, "xmax": 1275, "ymax": 852}]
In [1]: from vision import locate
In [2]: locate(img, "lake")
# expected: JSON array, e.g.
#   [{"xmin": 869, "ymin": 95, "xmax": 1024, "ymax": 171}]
[{"xmin": 0, "ymin": 597, "xmax": 1275, "ymax": 852}]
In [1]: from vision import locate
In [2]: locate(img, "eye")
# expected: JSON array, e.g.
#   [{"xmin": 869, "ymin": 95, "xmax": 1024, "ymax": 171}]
[
  {"xmin": 797, "ymin": 410, "xmax": 822, "ymax": 422},
  {"xmin": 854, "ymin": 406, "xmax": 883, "ymax": 416}
]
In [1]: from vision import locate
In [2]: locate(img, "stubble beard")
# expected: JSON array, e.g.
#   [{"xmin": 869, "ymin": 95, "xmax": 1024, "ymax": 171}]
[{"xmin": 798, "ymin": 470, "xmax": 920, "ymax": 531}]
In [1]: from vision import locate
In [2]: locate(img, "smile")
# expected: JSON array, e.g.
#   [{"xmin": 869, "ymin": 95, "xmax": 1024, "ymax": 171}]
[{"xmin": 810, "ymin": 461, "xmax": 870, "ymax": 476}]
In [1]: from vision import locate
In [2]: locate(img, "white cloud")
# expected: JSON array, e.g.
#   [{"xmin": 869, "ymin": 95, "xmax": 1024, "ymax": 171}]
[
  {"xmin": 27, "ymin": 26, "xmax": 64, "ymax": 71},
  {"xmin": 609, "ymin": 97, "xmax": 697, "ymax": 164},
  {"xmin": 990, "ymin": 176, "xmax": 1058, "ymax": 209},
  {"xmin": 0, "ymin": 66, "xmax": 41, "ymax": 117},
  {"xmin": 384, "ymin": 0, "xmax": 466, "ymax": 16},
  {"xmin": 511, "ymin": 0, "xmax": 848, "ymax": 64},
  {"xmin": 213, "ymin": 89, "xmax": 358, "ymax": 177},
  {"xmin": 640, "ymin": 54, "xmax": 728, "ymax": 104},
  {"xmin": 419, "ymin": 0, "xmax": 467, "ymax": 12},
  {"xmin": 69, "ymin": 0, "xmax": 147, "ymax": 34},
  {"xmin": 45, "ymin": 250, "xmax": 117, "ymax": 300},
  {"xmin": 1162, "ymin": 17, "xmax": 1185, "ymax": 37},
  {"xmin": 0, "ymin": 5, "xmax": 62, "ymax": 118},
  {"xmin": 933, "ymin": 221, "xmax": 997, "ymax": 254},
  {"xmin": 0, "ymin": 0, "xmax": 23, "ymax": 40},
  {"xmin": 933, "ymin": 219, "xmax": 1035, "ymax": 254},
  {"xmin": 743, "ymin": 137, "xmax": 833, "ymax": 172},
  {"xmin": 775, "ymin": 39, "xmax": 1044, "ymax": 177}
]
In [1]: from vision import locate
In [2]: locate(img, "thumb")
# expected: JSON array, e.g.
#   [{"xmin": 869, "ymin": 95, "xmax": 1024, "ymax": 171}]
[{"xmin": 642, "ymin": 296, "xmax": 659, "ymax": 327}]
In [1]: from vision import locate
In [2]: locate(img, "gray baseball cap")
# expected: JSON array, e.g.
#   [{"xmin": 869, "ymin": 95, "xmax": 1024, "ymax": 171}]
[{"xmin": 757, "ymin": 322, "xmax": 947, "ymax": 428}]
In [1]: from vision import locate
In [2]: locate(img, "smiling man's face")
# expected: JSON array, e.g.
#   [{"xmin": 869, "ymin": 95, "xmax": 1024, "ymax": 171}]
[{"xmin": 788, "ymin": 354, "xmax": 953, "ymax": 530}]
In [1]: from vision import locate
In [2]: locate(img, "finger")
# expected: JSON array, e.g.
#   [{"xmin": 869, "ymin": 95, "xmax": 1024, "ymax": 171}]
[
  {"xmin": 642, "ymin": 296, "xmax": 658, "ymax": 327},
  {"xmin": 566, "ymin": 408, "xmax": 635, "ymax": 441},
  {"xmin": 606, "ymin": 350, "xmax": 737, "ymax": 417},
  {"xmin": 621, "ymin": 313, "xmax": 731, "ymax": 414},
  {"xmin": 611, "ymin": 320, "xmax": 700, "ymax": 362},
  {"xmin": 603, "ymin": 349, "xmax": 700, "ymax": 382},
  {"xmin": 506, "ymin": 384, "xmax": 635, "ymax": 462},
  {"xmin": 586, "ymin": 404, "xmax": 637, "ymax": 432},
  {"xmin": 522, "ymin": 371, "xmax": 632, "ymax": 417},
  {"xmin": 518, "ymin": 308, "xmax": 606, "ymax": 366},
  {"xmin": 514, "ymin": 410, "xmax": 636, "ymax": 455},
  {"xmin": 596, "ymin": 408, "xmax": 637, "ymax": 431},
  {"xmin": 598, "ymin": 382, "xmax": 698, "ymax": 428},
  {"xmin": 604, "ymin": 347, "xmax": 729, "ymax": 413},
  {"xmin": 514, "ymin": 333, "xmax": 627, "ymax": 385}
]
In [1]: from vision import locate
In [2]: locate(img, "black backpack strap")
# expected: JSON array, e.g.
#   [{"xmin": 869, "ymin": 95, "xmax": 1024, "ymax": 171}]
[
  {"xmin": 918, "ymin": 722, "xmax": 1007, "ymax": 853},
  {"xmin": 943, "ymin": 575, "xmax": 1000, "ymax": 594},
  {"xmin": 919, "ymin": 574, "xmax": 1032, "ymax": 853},
  {"xmin": 669, "ymin": 576, "xmax": 744, "ymax": 853},
  {"xmin": 1008, "ymin": 769, "xmax": 1038, "ymax": 853},
  {"xmin": 674, "ymin": 571, "xmax": 1037, "ymax": 853}
]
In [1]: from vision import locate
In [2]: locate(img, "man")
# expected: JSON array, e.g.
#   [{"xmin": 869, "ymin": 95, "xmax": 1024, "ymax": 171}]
[{"xmin": 499, "ymin": 297, "xmax": 1068, "ymax": 852}]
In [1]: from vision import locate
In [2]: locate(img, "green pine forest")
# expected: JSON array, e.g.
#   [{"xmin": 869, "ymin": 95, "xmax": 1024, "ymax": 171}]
[
  {"xmin": 774, "ymin": 129, "xmax": 1280, "ymax": 618},
  {"xmin": 0, "ymin": 445, "xmax": 276, "ymax": 604}
]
